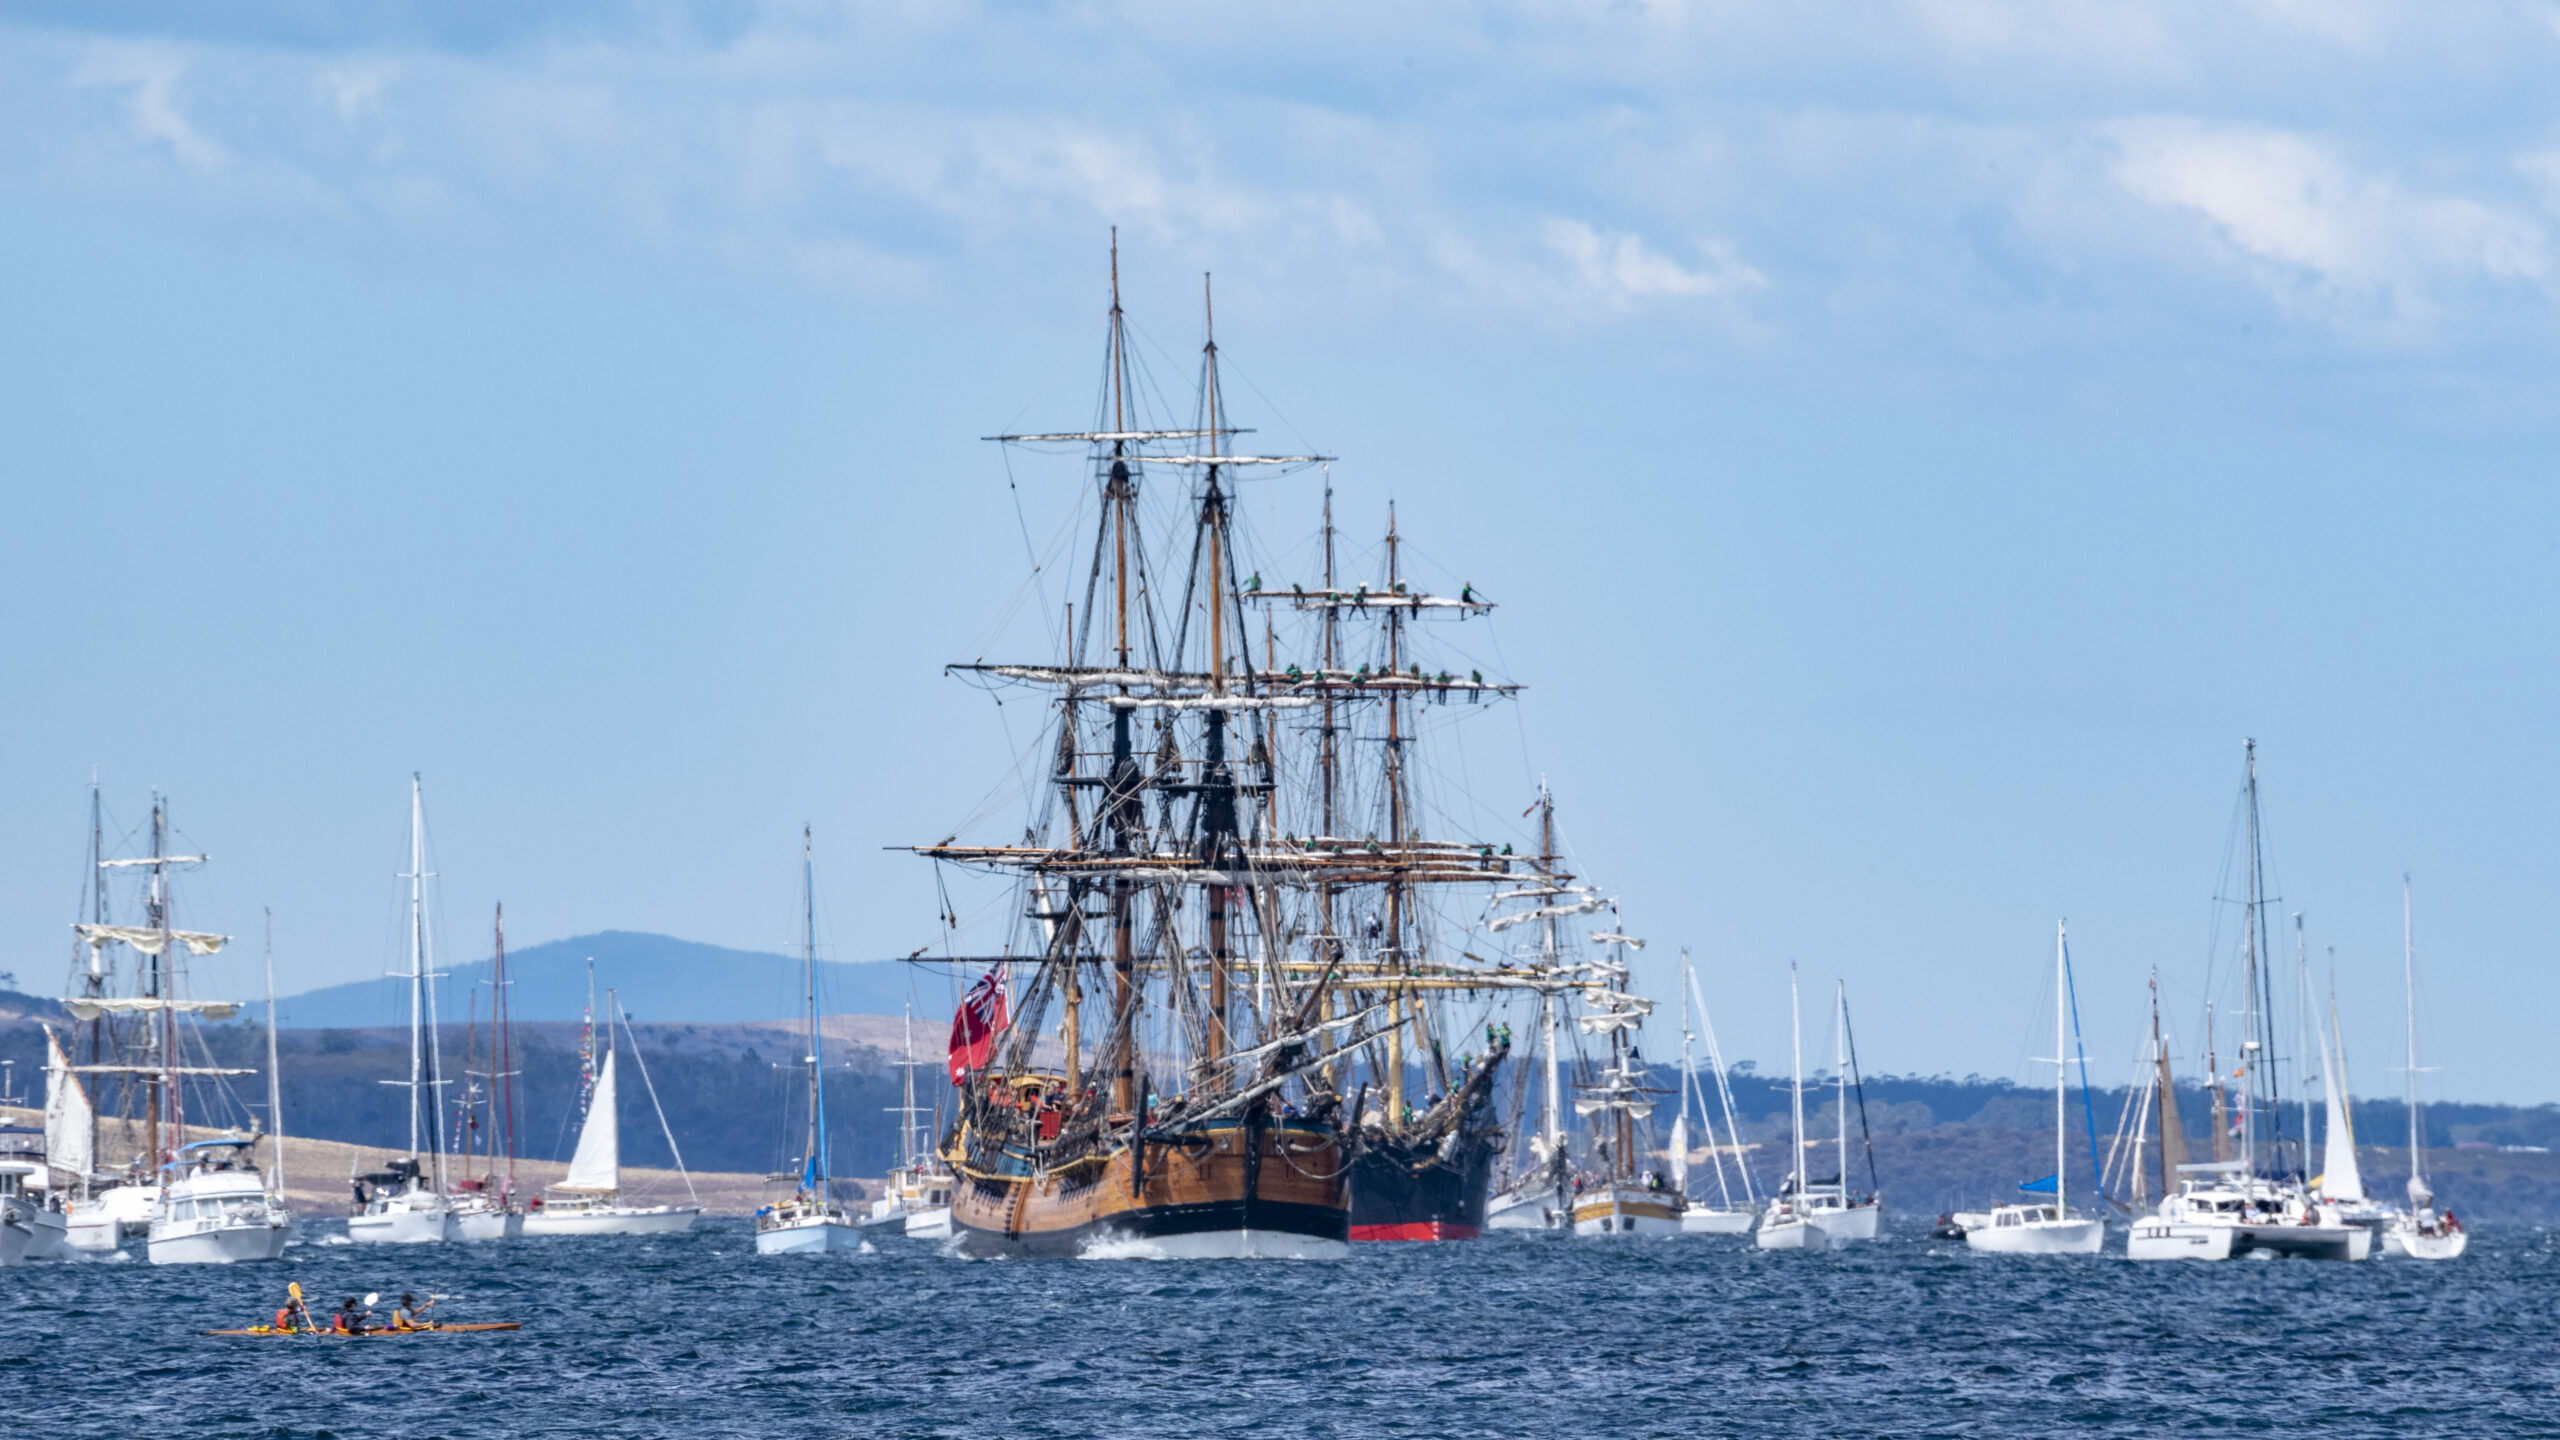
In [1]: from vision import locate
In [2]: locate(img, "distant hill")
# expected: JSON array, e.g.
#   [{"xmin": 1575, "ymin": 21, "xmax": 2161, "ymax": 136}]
[{"xmin": 276, "ymin": 930, "xmax": 961, "ymax": 1029}]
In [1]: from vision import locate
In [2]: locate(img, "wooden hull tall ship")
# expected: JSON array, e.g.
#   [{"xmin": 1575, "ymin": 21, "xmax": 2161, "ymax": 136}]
[{"xmin": 919, "ymin": 246, "xmax": 1556, "ymax": 1257}]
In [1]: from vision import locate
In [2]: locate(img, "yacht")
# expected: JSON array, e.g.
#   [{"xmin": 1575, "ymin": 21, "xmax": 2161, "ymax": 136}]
[
  {"xmin": 349, "ymin": 1156, "xmax": 456, "ymax": 1244},
  {"xmin": 349, "ymin": 778, "xmax": 457, "ymax": 1245},
  {"xmin": 757, "ymin": 829, "xmax": 862, "ymax": 1255},
  {"xmin": 1965, "ymin": 924, "xmax": 2104, "ymax": 1256},
  {"xmin": 1670, "ymin": 949, "xmax": 1759, "ymax": 1234},
  {"xmin": 148, "ymin": 1138, "xmax": 290, "ymax": 1264},
  {"xmin": 0, "ymin": 1126, "xmax": 67, "ymax": 1264},
  {"xmin": 2381, "ymin": 882, "xmax": 2466, "ymax": 1260},
  {"xmin": 856, "ymin": 1004, "xmax": 955, "ymax": 1239},
  {"xmin": 1756, "ymin": 973, "xmax": 1882, "ymax": 1250},
  {"xmin": 524, "ymin": 1003, "xmax": 701, "ymax": 1238}
]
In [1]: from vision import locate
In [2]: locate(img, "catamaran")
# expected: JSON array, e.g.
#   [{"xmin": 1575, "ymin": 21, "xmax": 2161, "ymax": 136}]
[
  {"xmin": 1966, "ymin": 923, "xmax": 2104, "ymax": 1255},
  {"xmin": 1756, "ymin": 971, "xmax": 1882, "ymax": 1250},
  {"xmin": 350, "ymin": 778, "xmax": 457, "ymax": 1245},
  {"xmin": 524, "ymin": 987, "xmax": 700, "ymax": 1237},
  {"xmin": 758, "ymin": 829, "xmax": 861, "ymax": 1255},
  {"xmin": 2128, "ymin": 743, "xmax": 2368, "ymax": 1262},
  {"xmin": 2382, "ymin": 880, "xmax": 2466, "ymax": 1260}
]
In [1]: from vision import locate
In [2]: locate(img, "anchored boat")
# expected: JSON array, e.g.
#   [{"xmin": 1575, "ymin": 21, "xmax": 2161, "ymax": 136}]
[{"xmin": 756, "ymin": 828, "xmax": 862, "ymax": 1256}]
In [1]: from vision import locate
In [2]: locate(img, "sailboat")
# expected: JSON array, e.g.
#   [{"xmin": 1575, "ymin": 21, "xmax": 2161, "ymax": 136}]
[
  {"xmin": 758, "ymin": 828, "xmax": 861, "ymax": 1255},
  {"xmin": 1967, "ymin": 923, "xmax": 2104, "ymax": 1255},
  {"xmin": 2129, "ymin": 742, "xmax": 2368, "ymax": 1261},
  {"xmin": 1672, "ymin": 948, "xmax": 1759, "ymax": 1234},
  {"xmin": 1564, "ymin": 923, "xmax": 1680, "ymax": 1236},
  {"xmin": 1756, "ymin": 972, "xmax": 1882, "ymax": 1250},
  {"xmin": 861, "ymin": 1004, "xmax": 955, "ymax": 1238},
  {"xmin": 2383, "ymin": 880, "xmax": 2466, "ymax": 1260},
  {"xmin": 449, "ymin": 905, "xmax": 525, "ymax": 1241},
  {"xmin": 524, "ymin": 987, "xmax": 701, "ymax": 1237},
  {"xmin": 350, "ymin": 777, "xmax": 457, "ymax": 1245},
  {"xmin": 1484, "ymin": 793, "xmax": 1599, "ymax": 1233}
]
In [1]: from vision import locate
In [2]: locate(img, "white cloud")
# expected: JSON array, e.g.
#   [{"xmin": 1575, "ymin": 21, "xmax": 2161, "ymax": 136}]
[
  {"xmin": 319, "ymin": 64, "xmax": 397, "ymax": 121},
  {"xmin": 1540, "ymin": 219, "xmax": 1764, "ymax": 313},
  {"xmin": 73, "ymin": 45, "xmax": 226, "ymax": 170},
  {"xmin": 2109, "ymin": 117, "xmax": 2548, "ymax": 320}
]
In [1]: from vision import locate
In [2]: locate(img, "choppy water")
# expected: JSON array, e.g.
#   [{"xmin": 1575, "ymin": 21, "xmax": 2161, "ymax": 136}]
[{"xmin": 11, "ymin": 1219, "xmax": 2556, "ymax": 1438}]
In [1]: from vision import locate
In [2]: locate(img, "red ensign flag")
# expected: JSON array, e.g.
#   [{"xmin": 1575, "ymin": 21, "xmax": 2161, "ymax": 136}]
[{"xmin": 948, "ymin": 967, "xmax": 1009, "ymax": 1085}]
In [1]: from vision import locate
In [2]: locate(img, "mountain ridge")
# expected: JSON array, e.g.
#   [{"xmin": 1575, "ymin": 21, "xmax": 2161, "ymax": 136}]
[{"xmin": 276, "ymin": 929, "xmax": 963, "ymax": 1028}]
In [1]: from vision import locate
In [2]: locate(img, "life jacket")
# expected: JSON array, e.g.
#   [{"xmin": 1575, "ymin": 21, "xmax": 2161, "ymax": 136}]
[
  {"xmin": 275, "ymin": 1307, "xmax": 295, "ymax": 1331},
  {"xmin": 332, "ymin": 1312, "xmax": 356, "ymax": 1334}
]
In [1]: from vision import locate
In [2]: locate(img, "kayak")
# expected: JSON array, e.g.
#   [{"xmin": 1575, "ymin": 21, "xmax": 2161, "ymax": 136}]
[{"xmin": 204, "ymin": 1322, "xmax": 523, "ymax": 1336}]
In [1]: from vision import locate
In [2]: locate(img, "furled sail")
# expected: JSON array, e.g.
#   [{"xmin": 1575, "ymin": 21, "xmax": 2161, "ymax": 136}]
[
  {"xmin": 2155, "ymin": 1047, "xmax": 2188, "ymax": 1177},
  {"xmin": 43, "ymin": 1027, "xmax": 93, "ymax": 1180},
  {"xmin": 73, "ymin": 923, "xmax": 229, "ymax": 956},
  {"xmin": 560, "ymin": 1050, "xmax": 619, "ymax": 1192},
  {"xmin": 1669, "ymin": 1113, "xmax": 1689, "ymax": 1195},
  {"xmin": 61, "ymin": 997, "xmax": 241, "ymax": 1022},
  {"xmin": 2316, "ymin": 1020, "xmax": 2364, "ymax": 1202}
]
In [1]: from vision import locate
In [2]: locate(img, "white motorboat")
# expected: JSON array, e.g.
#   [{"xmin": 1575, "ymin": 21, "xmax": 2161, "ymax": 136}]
[
  {"xmin": 350, "ymin": 1157, "xmax": 457, "ymax": 1244},
  {"xmin": 148, "ymin": 1138, "xmax": 290, "ymax": 1265},
  {"xmin": 0, "ymin": 1147, "xmax": 68, "ymax": 1265},
  {"xmin": 2380, "ymin": 882, "xmax": 2467, "ymax": 1261},
  {"xmin": 1756, "ymin": 972, "xmax": 1883, "ymax": 1251},
  {"xmin": 1967, "ymin": 923, "xmax": 2104, "ymax": 1257},
  {"xmin": 64, "ymin": 1180, "xmax": 157, "ymax": 1255},
  {"xmin": 756, "ymin": 830, "xmax": 862, "ymax": 1257},
  {"xmin": 523, "ymin": 1022, "xmax": 701, "ymax": 1238},
  {"xmin": 1669, "ymin": 948, "xmax": 1763, "ymax": 1237}
]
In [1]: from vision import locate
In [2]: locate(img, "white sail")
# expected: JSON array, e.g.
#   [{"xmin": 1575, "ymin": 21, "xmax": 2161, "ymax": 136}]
[
  {"xmin": 44, "ymin": 1027, "xmax": 94, "ymax": 1179},
  {"xmin": 1669, "ymin": 1113, "xmax": 1689, "ymax": 1195},
  {"xmin": 560, "ymin": 1050, "xmax": 619, "ymax": 1192},
  {"xmin": 2316, "ymin": 1012, "xmax": 2365, "ymax": 1202},
  {"xmin": 63, "ymin": 997, "xmax": 242, "ymax": 1022}
]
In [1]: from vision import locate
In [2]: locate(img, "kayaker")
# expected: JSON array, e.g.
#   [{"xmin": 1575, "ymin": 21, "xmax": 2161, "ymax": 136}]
[
  {"xmin": 390, "ymin": 1293, "xmax": 435, "ymax": 1331},
  {"xmin": 331, "ymin": 1298, "xmax": 365, "ymax": 1335},
  {"xmin": 273, "ymin": 1283, "xmax": 315, "ymax": 1334}
]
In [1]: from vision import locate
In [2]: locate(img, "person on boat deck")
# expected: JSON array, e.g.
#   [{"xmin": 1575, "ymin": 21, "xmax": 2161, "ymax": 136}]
[
  {"xmin": 332, "ymin": 1298, "xmax": 365, "ymax": 1334},
  {"xmin": 391, "ymin": 1293, "xmax": 434, "ymax": 1331}
]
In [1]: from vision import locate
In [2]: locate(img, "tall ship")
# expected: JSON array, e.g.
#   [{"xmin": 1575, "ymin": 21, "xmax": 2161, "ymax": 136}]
[
  {"xmin": 916, "ymin": 250, "xmax": 1554, "ymax": 1256},
  {"xmin": 56, "ymin": 789, "xmax": 291, "ymax": 1263}
]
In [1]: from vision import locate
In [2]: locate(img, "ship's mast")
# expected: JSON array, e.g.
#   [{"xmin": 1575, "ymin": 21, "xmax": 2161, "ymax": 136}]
[
  {"xmin": 2401, "ymin": 876, "xmax": 2430, "ymax": 1206},
  {"xmin": 494, "ymin": 903, "xmax": 517, "ymax": 1199},
  {"xmin": 148, "ymin": 796, "xmax": 171, "ymax": 1169},
  {"xmin": 2053, "ymin": 923, "xmax": 2068, "ymax": 1216},
  {"xmin": 1788, "ymin": 965, "xmax": 1805, "ymax": 1197},
  {"xmin": 1537, "ymin": 787, "xmax": 1564, "ymax": 1170},
  {"xmin": 802, "ymin": 826, "xmax": 828, "ymax": 1197},
  {"xmin": 1201, "ymin": 272, "xmax": 1232, "ymax": 1081}
]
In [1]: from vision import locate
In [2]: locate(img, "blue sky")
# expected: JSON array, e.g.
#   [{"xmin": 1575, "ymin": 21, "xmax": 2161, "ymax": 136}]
[{"xmin": 4, "ymin": 2, "xmax": 2557, "ymax": 1100}]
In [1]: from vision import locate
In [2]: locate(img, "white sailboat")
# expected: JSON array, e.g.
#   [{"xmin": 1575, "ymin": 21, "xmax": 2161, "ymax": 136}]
[
  {"xmin": 2383, "ymin": 880, "xmax": 2466, "ymax": 1260},
  {"xmin": 449, "ymin": 905, "xmax": 526, "ymax": 1241},
  {"xmin": 859, "ymin": 1004, "xmax": 955, "ymax": 1238},
  {"xmin": 759, "ymin": 829, "xmax": 862, "ymax": 1255},
  {"xmin": 1967, "ymin": 923, "xmax": 2103, "ymax": 1255},
  {"xmin": 349, "ymin": 777, "xmax": 456, "ymax": 1245},
  {"xmin": 525, "ymin": 990, "xmax": 701, "ymax": 1237},
  {"xmin": 1673, "ymin": 949, "xmax": 1757, "ymax": 1234},
  {"xmin": 1756, "ymin": 972, "xmax": 1882, "ymax": 1250}
]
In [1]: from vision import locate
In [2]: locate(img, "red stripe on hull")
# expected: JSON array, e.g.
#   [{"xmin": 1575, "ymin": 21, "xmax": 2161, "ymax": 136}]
[{"xmin": 1349, "ymin": 1221, "xmax": 1483, "ymax": 1243}]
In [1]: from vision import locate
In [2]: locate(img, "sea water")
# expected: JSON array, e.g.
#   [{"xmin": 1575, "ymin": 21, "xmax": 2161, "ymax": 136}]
[{"xmin": 10, "ymin": 1219, "xmax": 2555, "ymax": 1437}]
